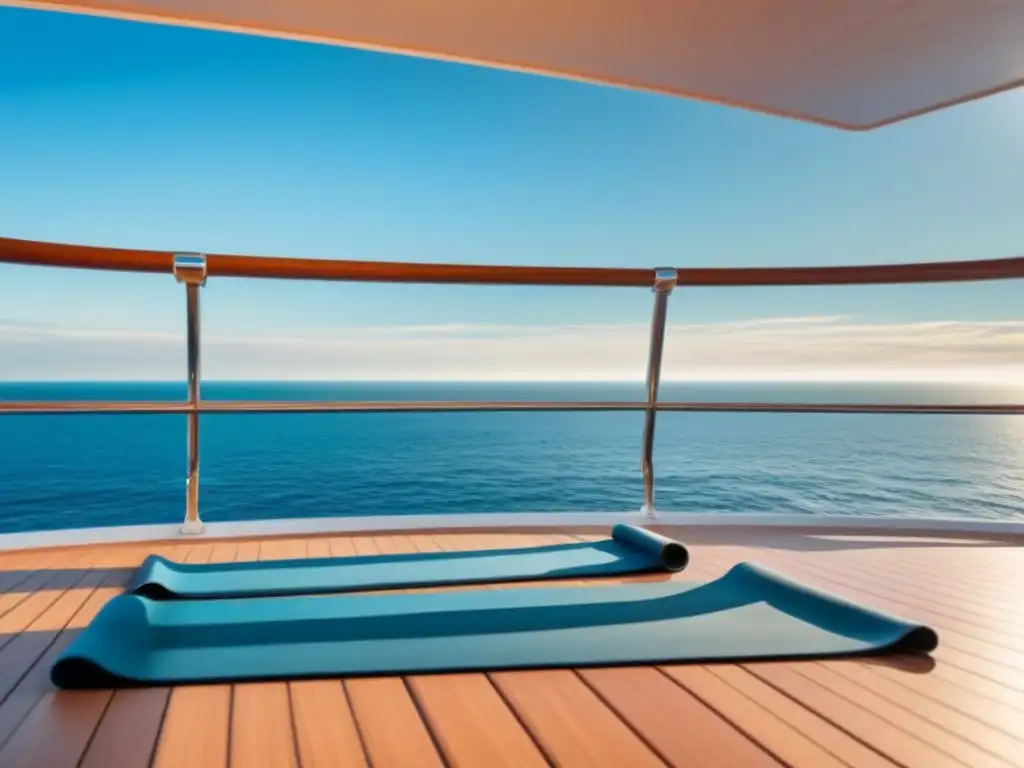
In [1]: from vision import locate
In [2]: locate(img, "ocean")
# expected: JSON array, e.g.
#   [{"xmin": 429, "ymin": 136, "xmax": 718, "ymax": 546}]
[{"xmin": 0, "ymin": 382, "xmax": 1022, "ymax": 534}]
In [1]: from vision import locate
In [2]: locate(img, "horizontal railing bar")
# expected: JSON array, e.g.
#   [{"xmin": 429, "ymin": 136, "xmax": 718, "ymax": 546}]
[
  {"xmin": 0, "ymin": 402, "xmax": 193, "ymax": 414},
  {"xmin": 197, "ymin": 401, "xmax": 649, "ymax": 413},
  {"xmin": 1, "ymin": 400, "xmax": 1022, "ymax": 415},
  {"xmin": 656, "ymin": 402, "xmax": 1024, "ymax": 415},
  {"xmin": 3, "ymin": 237, "xmax": 1024, "ymax": 287},
  {"xmin": 0, "ymin": 401, "xmax": 649, "ymax": 414}
]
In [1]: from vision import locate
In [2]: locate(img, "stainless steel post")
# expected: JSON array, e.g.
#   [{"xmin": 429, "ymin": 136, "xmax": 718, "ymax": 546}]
[
  {"xmin": 641, "ymin": 268, "xmax": 677, "ymax": 518},
  {"xmin": 173, "ymin": 253, "xmax": 207, "ymax": 534}
]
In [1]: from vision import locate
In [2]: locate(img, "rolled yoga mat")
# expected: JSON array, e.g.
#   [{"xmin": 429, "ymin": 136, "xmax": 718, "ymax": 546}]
[
  {"xmin": 126, "ymin": 524, "xmax": 689, "ymax": 600},
  {"xmin": 52, "ymin": 562, "xmax": 937, "ymax": 689}
]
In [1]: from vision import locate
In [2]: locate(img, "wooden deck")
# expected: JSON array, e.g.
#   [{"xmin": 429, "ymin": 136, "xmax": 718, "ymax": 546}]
[{"xmin": 0, "ymin": 526, "xmax": 1021, "ymax": 767}]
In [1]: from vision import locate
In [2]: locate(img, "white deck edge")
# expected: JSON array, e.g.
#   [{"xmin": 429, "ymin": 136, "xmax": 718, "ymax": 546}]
[{"xmin": 0, "ymin": 512, "xmax": 1022, "ymax": 551}]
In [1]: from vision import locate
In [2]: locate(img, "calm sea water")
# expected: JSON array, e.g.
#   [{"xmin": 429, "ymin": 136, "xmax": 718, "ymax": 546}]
[{"xmin": 0, "ymin": 382, "xmax": 1022, "ymax": 534}]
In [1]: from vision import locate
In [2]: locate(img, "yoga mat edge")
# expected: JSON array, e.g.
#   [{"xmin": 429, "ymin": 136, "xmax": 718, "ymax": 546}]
[
  {"xmin": 126, "ymin": 524, "xmax": 688, "ymax": 600},
  {"xmin": 53, "ymin": 561, "xmax": 938, "ymax": 689}
]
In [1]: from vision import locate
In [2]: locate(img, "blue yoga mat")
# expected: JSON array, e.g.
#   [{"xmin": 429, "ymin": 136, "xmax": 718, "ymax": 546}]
[
  {"xmin": 126, "ymin": 524, "xmax": 689, "ymax": 599},
  {"xmin": 52, "ymin": 562, "xmax": 937, "ymax": 689}
]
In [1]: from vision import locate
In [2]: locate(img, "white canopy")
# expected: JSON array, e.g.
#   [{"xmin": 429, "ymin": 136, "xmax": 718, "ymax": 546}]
[{"xmin": 8, "ymin": 0, "xmax": 1024, "ymax": 129}]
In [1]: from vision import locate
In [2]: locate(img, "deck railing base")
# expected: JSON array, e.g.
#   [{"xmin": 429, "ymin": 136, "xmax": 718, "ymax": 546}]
[{"xmin": 179, "ymin": 519, "xmax": 205, "ymax": 535}]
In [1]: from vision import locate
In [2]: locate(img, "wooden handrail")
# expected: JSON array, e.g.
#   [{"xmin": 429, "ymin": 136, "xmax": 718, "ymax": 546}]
[
  {"xmin": 681, "ymin": 258, "xmax": 1024, "ymax": 286},
  {"xmin": 2, "ymin": 235, "xmax": 1023, "ymax": 287}
]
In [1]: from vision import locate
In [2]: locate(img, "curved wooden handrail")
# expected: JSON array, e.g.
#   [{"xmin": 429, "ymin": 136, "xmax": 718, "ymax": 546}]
[
  {"xmin": 681, "ymin": 258, "xmax": 1024, "ymax": 286},
  {"xmin": 2, "ymin": 236, "xmax": 1023, "ymax": 287},
  {"xmin": 0, "ymin": 237, "xmax": 651, "ymax": 287}
]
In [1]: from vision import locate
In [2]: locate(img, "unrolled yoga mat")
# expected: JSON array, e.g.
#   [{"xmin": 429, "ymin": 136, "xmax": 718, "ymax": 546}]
[
  {"xmin": 52, "ymin": 562, "xmax": 937, "ymax": 689},
  {"xmin": 125, "ymin": 524, "xmax": 689, "ymax": 600}
]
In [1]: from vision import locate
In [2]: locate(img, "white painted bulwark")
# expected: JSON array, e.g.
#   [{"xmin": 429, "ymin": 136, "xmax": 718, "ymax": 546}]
[{"xmin": 1, "ymin": 512, "xmax": 1022, "ymax": 552}]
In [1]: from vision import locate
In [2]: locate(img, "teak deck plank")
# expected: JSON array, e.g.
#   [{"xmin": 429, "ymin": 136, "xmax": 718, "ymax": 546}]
[
  {"xmin": 0, "ymin": 689, "xmax": 113, "ymax": 768},
  {"xmin": 744, "ymin": 663, "xmax": 966, "ymax": 768},
  {"xmin": 151, "ymin": 685, "xmax": 231, "ymax": 768},
  {"xmin": 693, "ymin": 543, "xmax": 1024, "ymax": 686},
  {"xmin": 407, "ymin": 673, "xmax": 549, "ymax": 768},
  {"xmin": 231, "ymin": 682, "xmax": 299, "ymax": 768},
  {"xmin": 0, "ymin": 553, "xmax": 145, "ymax": 758},
  {"xmin": 823, "ymin": 660, "xmax": 1024, "ymax": 760},
  {"xmin": 289, "ymin": 680, "xmax": 368, "ymax": 768},
  {"xmin": 578, "ymin": 666, "xmax": 783, "ymax": 767},
  {"xmin": 149, "ymin": 542, "xmax": 231, "ymax": 768},
  {"xmin": 306, "ymin": 539, "xmax": 332, "ymax": 559},
  {"xmin": 490, "ymin": 669, "xmax": 666, "ymax": 768},
  {"xmin": 344, "ymin": 677, "xmax": 445, "ymax": 768},
  {"xmin": 0, "ymin": 528, "xmax": 1018, "ymax": 767},
  {"xmin": 662, "ymin": 664, "xmax": 898, "ymax": 768},
  {"xmin": 235, "ymin": 540, "xmax": 261, "ymax": 562},
  {"xmin": 79, "ymin": 688, "xmax": 170, "ymax": 768}
]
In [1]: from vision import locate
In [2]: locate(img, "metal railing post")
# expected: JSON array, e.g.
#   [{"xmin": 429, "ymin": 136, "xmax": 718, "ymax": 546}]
[
  {"xmin": 641, "ymin": 267, "xmax": 677, "ymax": 519},
  {"xmin": 173, "ymin": 253, "xmax": 207, "ymax": 534}
]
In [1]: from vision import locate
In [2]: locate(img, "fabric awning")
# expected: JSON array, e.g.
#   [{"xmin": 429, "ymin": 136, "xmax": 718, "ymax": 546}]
[{"xmin": 7, "ymin": 0, "xmax": 1024, "ymax": 129}]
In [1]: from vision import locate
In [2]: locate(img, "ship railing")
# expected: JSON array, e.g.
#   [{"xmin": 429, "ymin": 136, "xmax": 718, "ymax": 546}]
[{"xmin": 2, "ymin": 236, "xmax": 1023, "ymax": 533}]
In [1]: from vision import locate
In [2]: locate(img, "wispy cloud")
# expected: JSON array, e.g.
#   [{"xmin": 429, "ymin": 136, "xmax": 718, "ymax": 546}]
[{"xmin": 1, "ymin": 316, "xmax": 1023, "ymax": 382}]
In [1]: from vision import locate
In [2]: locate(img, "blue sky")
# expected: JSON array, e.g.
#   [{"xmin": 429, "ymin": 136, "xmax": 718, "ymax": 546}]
[{"xmin": 1, "ymin": 7, "xmax": 1023, "ymax": 382}]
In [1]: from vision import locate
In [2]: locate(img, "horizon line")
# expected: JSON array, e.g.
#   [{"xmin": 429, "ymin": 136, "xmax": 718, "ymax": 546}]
[{"xmin": 1, "ymin": 377, "xmax": 1021, "ymax": 386}]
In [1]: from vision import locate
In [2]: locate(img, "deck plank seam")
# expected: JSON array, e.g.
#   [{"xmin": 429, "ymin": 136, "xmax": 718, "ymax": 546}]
[
  {"xmin": 814, "ymin": 661, "xmax": 1024, "ymax": 764},
  {"xmin": 825, "ymin": 550, "xmax": 1024, "ymax": 598},
  {"xmin": 610, "ymin": 538, "xmax": 1024, "ymax": 702},
  {"xmin": 0, "ymin": 568, "xmax": 101, "ymax": 705},
  {"xmin": 341, "ymin": 680, "xmax": 376, "ymax": 768},
  {"xmin": 0, "ymin": 560, "xmax": 64, "ymax": 619},
  {"xmin": 391, "ymin": 524, "xmax": 460, "ymax": 768},
  {"xmin": 145, "ymin": 689, "xmax": 174, "ymax": 768},
  {"xmin": 925, "ymin": 665, "xmax": 1024, "ymax": 714},
  {"xmin": 693, "ymin": 547, "xmax": 1024, "ymax": 678},
  {"xmin": 483, "ymin": 673, "xmax": 557, "ymax": 768},
  {"xmin": 74, "ymin": 688, "xmax": 117, "ymax": 768},
  {"xmin": 700, "ymin": 664, "xmax": 896, "ymax": 768},
  {"xmin": 426, "ymin": 534, "xmax": 453, "ymax": 553},
  {"xmin": 780, "ymin": 577, "xmax": 1024, "ymax": 655},
  {"xmin": 402, "ymin": 676, "xmax": 453, "ymax": 768},
  {"xmin": 799, "ymin": 548, "xmax": 1024, "ymax": 596},
  {"xmin": 851, "ymin": 662, "xmax": 1024, "ymax": 744},
  {"xmin": 905, "ymin": 640, "xmax": 1024, "ymax": 691},
  {"xmin": 752, "ymin": 544, "xmax": 1022, "ymax": 610},
  {"xmin": 784, "ymin": 664, "xmax": 993, "ymax": 768},
  {"xmin": 284, "ymin": 682, "xmax": 303, "ymax": 768},
  {"xmin": 783, "ymin": 551, "xmax": 1024, "ymax": 631},
  {"xmin": 409, "ymin": 536, "xmax": 442, "ymax": 555},
  {"xmin": 652, "ymin": 665, "xmax": 811, "ymax": 768},
  {"xmin": 225, "ymin": 684, "xmax": 236, "ymax": 768},
  {"xmin": 0, "ymin": 549, "xmax": 97, "ymax": 626},
  {"xmin": 569, "ymin": 668, "xmax": 674, "ymax": 768},
  {"xmin": 691, "ymin": 537, "xmax": 1024, "ymax": 734},
  {"xmin": 846, "ymin": 552, "xmax": 1024, "ymax": 584},
  {"xmin": 739, "ymin": 665, "xmax": 924, "ymax": 768},
  {"xmin": 417, "ymin": 532, "xmax": 555, "ymax": 767},
  {"xmin": 0, "ymin": 562, "xmax": 132, "ymax": 754},
  {"xmin": 222, "ymin": 540, "xmax": 243, "ymax": 768}
]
